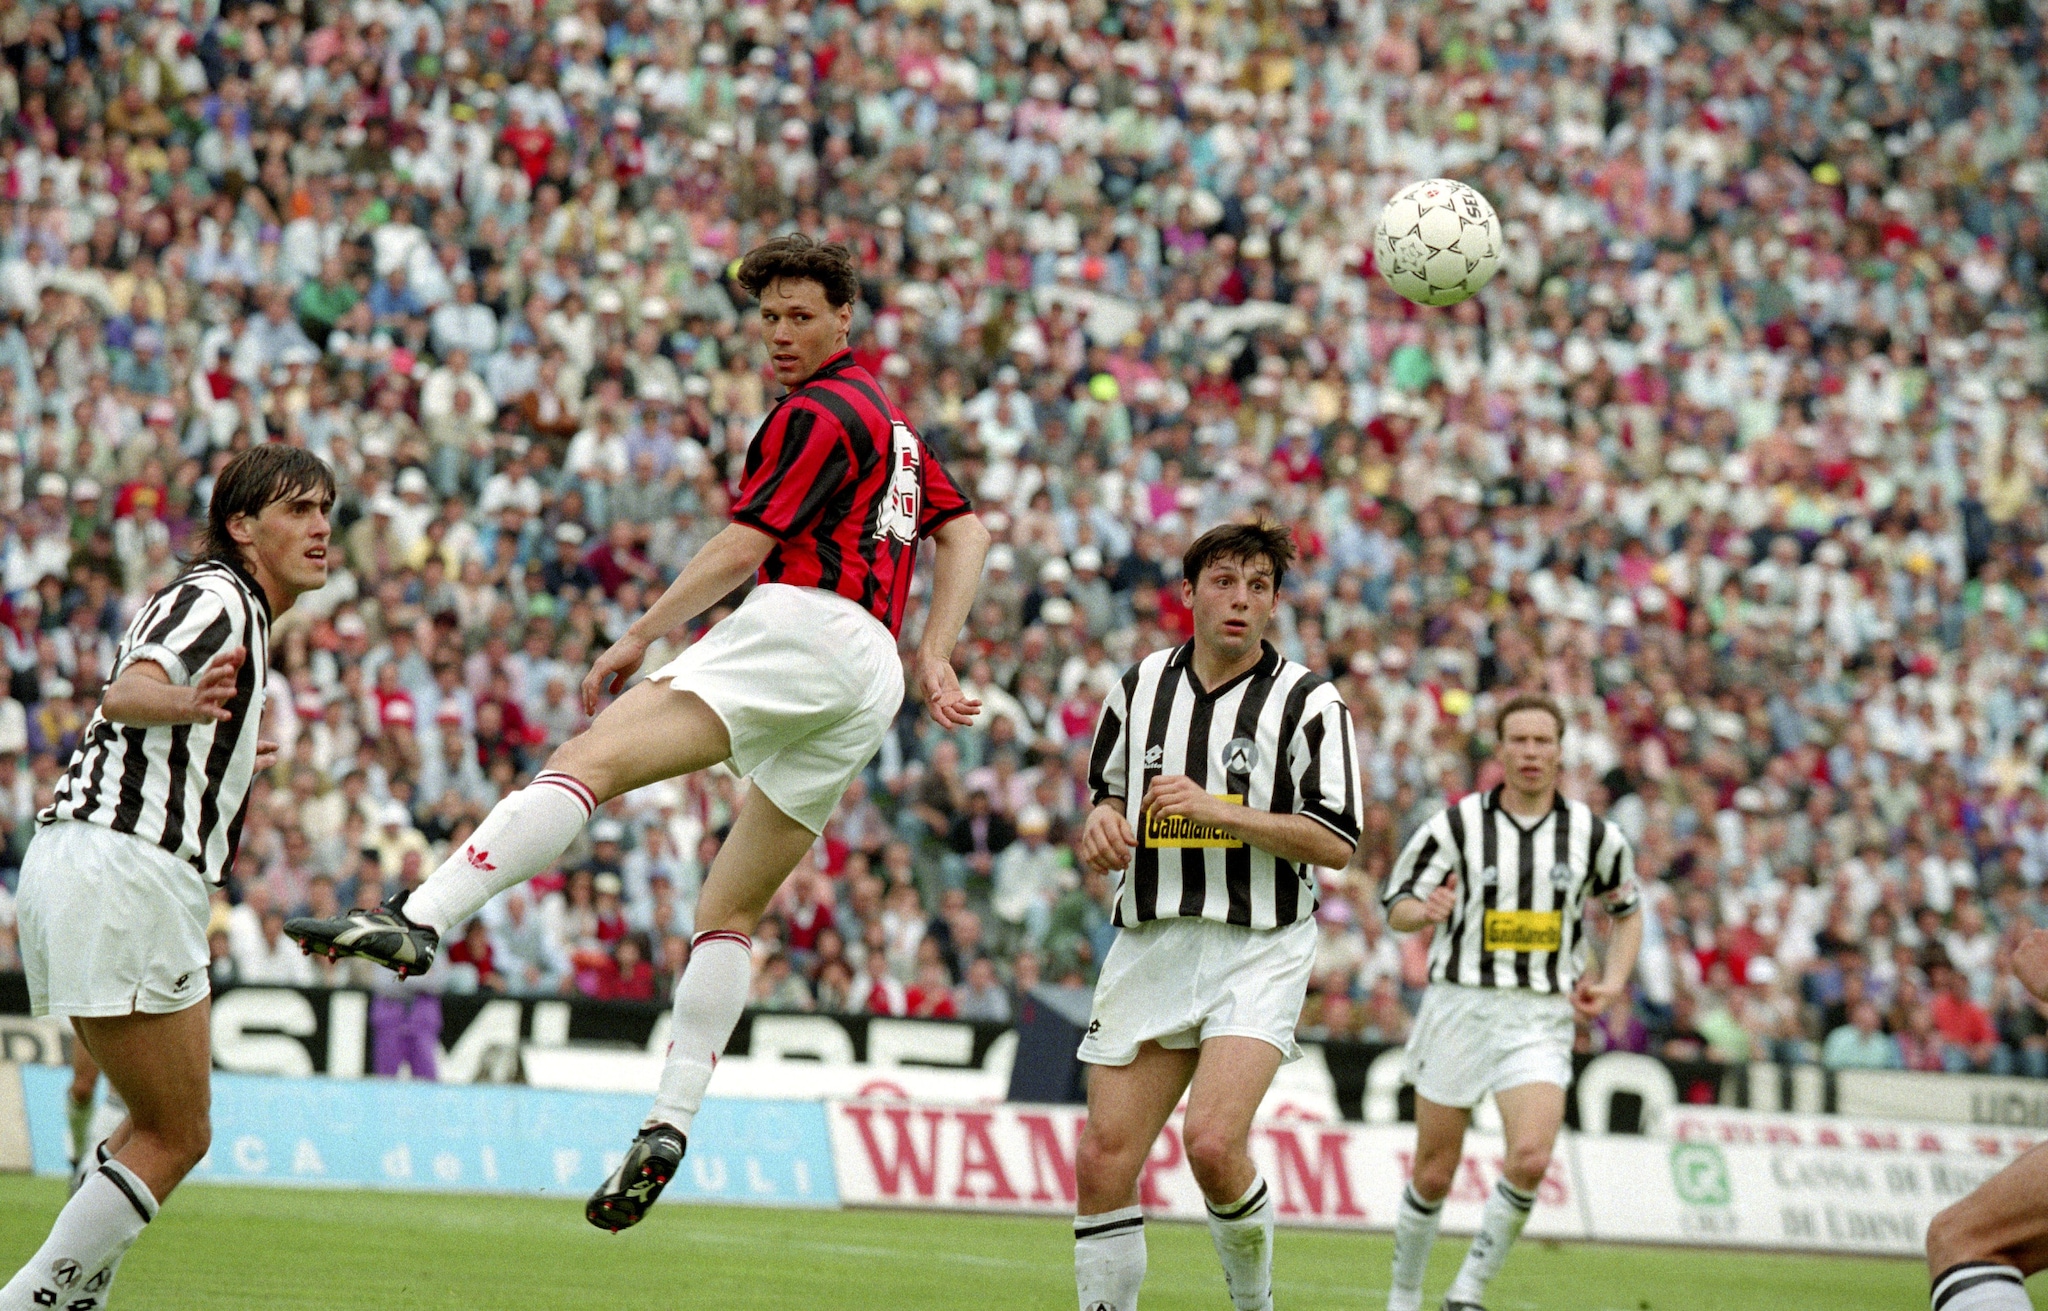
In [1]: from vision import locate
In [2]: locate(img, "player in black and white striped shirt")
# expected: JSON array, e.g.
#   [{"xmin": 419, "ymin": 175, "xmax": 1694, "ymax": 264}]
[
  {"xmin": 3, "ymin": 446, "xmax": 332, "ymax": 1311},
  {"xmin": 1070, "ymin": 522, "xmax": 1363, "ymax": 1311},
  {"xmin": 1379, "ymin": 695, "xmax": 1643, "ymax": 1311}
]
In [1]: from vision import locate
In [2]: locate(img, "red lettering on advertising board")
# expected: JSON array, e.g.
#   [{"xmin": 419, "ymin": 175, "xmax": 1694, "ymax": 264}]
[
  {"xmin": 1017, "ymin": 1113, "xmax": 1079, "ymax": 1204},
  {"xmin": 954, "ymin": 1112, "xmax": 1021, "ymax": 1202},
  {"xmin": 843, "ymin": 1105, "xmax": 945, "ymax": 1198},
  {"xmin": 1265, "ymin": 1128, "xmax": 1366, "ymax": 1219}
]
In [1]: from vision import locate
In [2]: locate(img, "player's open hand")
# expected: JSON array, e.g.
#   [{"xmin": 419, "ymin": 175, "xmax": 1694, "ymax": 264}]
[
  {"xmin": 582, "ymin": 634, "xmax": 649, "ymax": 714},
  {"xmin": 186, "ymin": 647, "xmax": 245, "ymax": 723},
  {"xmin": 916, "ymin": 653, "xmax": 981, "ymax": 729},
  {"xmin": 1078, "ymin": 801, "xmax": 1137, "ymax": 874},
  {"xmin": 1140, "ymin": 774, "xmax": 1223, "ymax": 828},
  {"xmin": 2016, "ymin": 928, "xmax": 2048, "ymax": 1004},
  {"xmin": 1420, "ymin": 872, "xmax": 1458, "ymax": 924},
  {"xmin": 1572, "ymin": 974, "xmax": 1624, "ymax": 1022}
]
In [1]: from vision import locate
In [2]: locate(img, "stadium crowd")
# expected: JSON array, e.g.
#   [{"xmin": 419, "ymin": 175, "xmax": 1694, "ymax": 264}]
[{"xmin": 1, "ymin": 0, "xmax": 2047, "ymax": 1082}]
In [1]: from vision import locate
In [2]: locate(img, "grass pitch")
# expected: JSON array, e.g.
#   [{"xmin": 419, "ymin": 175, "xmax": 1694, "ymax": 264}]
[{"xmin": 0, "ymin": 1175, "xmax": 1995, "ymax": 1308}]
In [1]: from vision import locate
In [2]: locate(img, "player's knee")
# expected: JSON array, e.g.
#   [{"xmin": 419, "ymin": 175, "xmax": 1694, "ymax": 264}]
[
  {"xmin": 1504, "ymin": 1142, "xmax": 1553, "ymax": 1190},
  {"xmin": 540, "ymin": 742, "xmax": 612, "ymax": 803},
  {"xmin": 136, "ymin": 1114, "xmax": 210, "ymax": 1172},
  {"xmin": 1411, "ymin": 1148, "xmax": 1458, "ymax": 1201},
  {"xmin": 1181, "ymin": 1122, "xmax": 1246, "ymax": 1192},
  {"xmin": 1075, "ymin": 1123, "xmax": 1143, "ymax": 1190},
  {"xmin": 1926, "ymin": 1199, "xmax": 1984, "ymax": 1270}
]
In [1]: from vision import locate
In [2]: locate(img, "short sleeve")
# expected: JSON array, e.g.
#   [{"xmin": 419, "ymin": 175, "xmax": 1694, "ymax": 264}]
[
  {"xmin": 118, "ymin": 579, "xmax": 244, "ymax": 687},
  {"xmin": 1087, "ymin": 667, "xmax": 1136, "ymax": 804},
  {"xmin": 917, "ymin": 442, "xmax": 973, "ymax": 537},
  {"xmin": 731, "ymin": 402, "xmax": 852, "ymax": 541},
  {"xmin": 1384, "ymin": 812, "xmax": 1459, "ymax": 910},
  {"xmin": 1288, "ymin": 691, "xmax": 1363, "ymax": 846},
  {"xmin": 1596, "ymin": 825, "xmax": 1642, "ymax": 917}
]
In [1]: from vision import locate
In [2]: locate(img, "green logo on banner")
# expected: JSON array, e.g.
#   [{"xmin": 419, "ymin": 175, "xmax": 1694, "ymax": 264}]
[{"xmin": 1670, "ymin": 1142, "xmax": 1732, "ymax": 1207}]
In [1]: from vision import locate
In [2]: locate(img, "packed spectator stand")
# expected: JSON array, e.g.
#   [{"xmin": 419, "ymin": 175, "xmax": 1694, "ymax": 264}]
[{"xmin": 1, "ymin": 0, "xmax": 2047, "ymax": 1085}]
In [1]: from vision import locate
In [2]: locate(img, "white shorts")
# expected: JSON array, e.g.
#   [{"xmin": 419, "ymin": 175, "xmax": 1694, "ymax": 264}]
[
  {"xmin": 1079, "ymin": 916, "xmax": 1317, "ymax": 1067},
  {"xmin": 1403, "ymin": 983, "xmax": 1576, "ymax": 1109},
  {"xmin": 17, "ymin": 820, "xmax": 212, "ymax": 1019},
  {"xmin": 645, "ymin": 583, "xmax": 903, "ymax": 834}
]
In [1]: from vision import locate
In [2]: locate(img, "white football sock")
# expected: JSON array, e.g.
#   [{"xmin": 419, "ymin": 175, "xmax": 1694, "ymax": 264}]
[
  {"xmin": 1931, "ymin": 1262, "xmax": 2031, "ymax": 1310},
  {"xmin": 1205, "ymin": 1174, "xmax": 1273, "ymax": 1311},
  {"xmin": 1389, "ymin": 1182, "xmax": 1443, "ymax": 1311},
  {"xmin": 645, "ymin": 932, "xmax": 753, "ymax": 1135},
  {"xmin": 0, "ymin": 1160, "xmax": 156, "ymax": 1311},
  {"xmin": 1075, "ymin": 1205, "xmax": 1147, "ymax": 1311},
  {"xmin": 1446, "ymin": 1179, "xmax": 1535, "ymax": 1305},
  {"xmin": 404, "ymin": 771, "xmax": 595, "ymax": 934}
]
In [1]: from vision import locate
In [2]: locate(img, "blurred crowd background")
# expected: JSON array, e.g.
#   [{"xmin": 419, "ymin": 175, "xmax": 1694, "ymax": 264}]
[{"xmin": 1, "ymin": 0, "xmax": 2047, "ymax": 1083}]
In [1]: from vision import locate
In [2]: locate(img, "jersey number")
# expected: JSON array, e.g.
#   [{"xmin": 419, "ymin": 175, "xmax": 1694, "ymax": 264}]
[{"xmin": 875, "ymin": 422, "xmax": 921, "ymax": 545}]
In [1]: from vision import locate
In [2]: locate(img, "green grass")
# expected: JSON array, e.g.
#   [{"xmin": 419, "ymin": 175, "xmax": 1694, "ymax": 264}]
[{"xmin": 0, "ymin": 1175, "xmax": 2000, "ymax": 1309}]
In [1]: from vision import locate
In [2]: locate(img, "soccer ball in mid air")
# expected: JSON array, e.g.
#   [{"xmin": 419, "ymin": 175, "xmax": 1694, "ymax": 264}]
[{"xmin": 1373, "ymin": 179, "xmax": 1502, "ymax": 307}]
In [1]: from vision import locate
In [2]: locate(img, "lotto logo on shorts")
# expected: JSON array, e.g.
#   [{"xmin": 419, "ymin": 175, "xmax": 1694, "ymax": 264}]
[
  {"xmin": 1146, "ymin": 795, "xmax": 1244, "ymax": 848},
  {"xmin": 1482, "ymin": 909, "xmax": 1563, "ymax": 952}
]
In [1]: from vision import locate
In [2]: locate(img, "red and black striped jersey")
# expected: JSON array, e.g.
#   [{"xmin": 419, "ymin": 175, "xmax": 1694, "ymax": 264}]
[{"xmin": 731, "ymin": 350, "xmax": 973, "ymax": 636}]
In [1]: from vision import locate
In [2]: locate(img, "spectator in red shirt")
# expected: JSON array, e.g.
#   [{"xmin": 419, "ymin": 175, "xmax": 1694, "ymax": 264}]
[
  {"xmin": 445, "ymin": 919, "xmax": 505, "ymax": 993},
  {"xmin": 584, "ymin": 519, "xmax": 659, "ymax": 598},
  {"xmin": 1929, "ymin": 961, "xmax": 2003, "ymax": 1072},
  {"xmin": 785, "ymin": 868, "xmax": 837, "ymax": 960},
  {"xmin": 594, "ymin": 934, "xmax": 656, "ymax": 1002}
]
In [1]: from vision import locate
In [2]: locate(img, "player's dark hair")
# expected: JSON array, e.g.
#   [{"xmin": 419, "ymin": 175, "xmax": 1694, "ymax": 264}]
[
  {"xmin": 735, "ymin": 234, "xmax": 861, "ymax": 308},
  {"xmin": 1494, "ymin": 692, "xmax": 1566, "ymax": 742},
  {"xmin": 194, "ymin": 444, "xmax": 336, "ymax": 569},
  {"xmin": 1182, "ymin": 520, "xmax": 1296, "ymax": 592}
]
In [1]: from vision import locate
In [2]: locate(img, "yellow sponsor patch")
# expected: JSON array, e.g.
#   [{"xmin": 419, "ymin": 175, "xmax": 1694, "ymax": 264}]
[
  {"xmin": 1483, "ymin": 910, "xmax": 1563, "ymax": 952},
  {"xmin": 1145, "ymin": 795, "xmax": 1244, "ymax": 848}
]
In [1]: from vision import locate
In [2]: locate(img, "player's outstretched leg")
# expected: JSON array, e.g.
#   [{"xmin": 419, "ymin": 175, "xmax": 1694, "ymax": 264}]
[
  {"xmin": 285, "ymin": 681, "xmax": 731, "ymax": 973},
  {"xmin": 587, "ymin": 782, "xmax": 820, "ymax": 1232},
  {"xmin": 1925, "ymin": 1141, "xmax": 2048, "ymax": 1310},
  {"xmin": 1441, "ymin": 1083, "xmax": 1560, "ymax": 1311}
]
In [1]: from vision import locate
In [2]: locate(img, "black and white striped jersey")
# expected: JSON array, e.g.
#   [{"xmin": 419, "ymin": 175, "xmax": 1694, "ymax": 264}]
[
  {"xmin": 1383, "ymin": 786, "xmax": 1640, "ymax": 994},
  {"xmin": 1088, "ymin": 639, "xmax": 1363, "ymax": 930},
  {"xmin": 42, "ymin": 560, "xmax": 271, "ymax": 886}
]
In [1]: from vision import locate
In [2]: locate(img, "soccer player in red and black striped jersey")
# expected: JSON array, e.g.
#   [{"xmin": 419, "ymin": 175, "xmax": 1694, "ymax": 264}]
[{"xmin": 285, "ymin": 236, "xmax": 991, "ymax": 1230}]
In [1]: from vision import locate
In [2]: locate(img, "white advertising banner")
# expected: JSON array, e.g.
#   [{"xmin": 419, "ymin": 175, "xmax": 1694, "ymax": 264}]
[
  {"xmin": 824, "ymin": 1100, "xmax": 1589, "ymax": 1238},
  {"xmin": 1574, "ymin": 1132, "xmax": 2011, "ymax": 1256}
]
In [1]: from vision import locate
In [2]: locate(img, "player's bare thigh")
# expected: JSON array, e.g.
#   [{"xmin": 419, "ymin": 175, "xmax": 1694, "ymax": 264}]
[
  {"xmin": 1076, "ymin": 1042, "xmax": 1200, "ymax": 1213},
  {"xmin": 1411, "ymin": 1094, "xmax": 1473, "ymax": 1201},
  {"xmin": 1929, "ymin": 1140, "xmax": 2048, "ymax": 1276},
  {"xmin": 1492, "ymin": 1080, "xmax": 1567, "ymax": 1188},
  {"xmin": 547, "ymin": 679, "xmax": 733, "ymax": 804},
  {"xmin": 1182, "ymin": 1035, "xmax": 1284, "ymax": 1202}
]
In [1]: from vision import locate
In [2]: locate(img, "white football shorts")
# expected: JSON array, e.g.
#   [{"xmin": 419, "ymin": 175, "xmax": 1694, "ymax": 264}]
[
  {"xmin": 1079, "ymin": 915, "xmax": 1317, "ymax": 1067},
  {"xmin": 645, "ymin": 583, "xmax": 903, "ymax": 834},
  {"xmin": 17, "ymin": 819, "xmax": 212, "ymax": 1019},
  {"xmin": 1403, "ymin": 982, "xmax": 1576, "ymax": 1109}
]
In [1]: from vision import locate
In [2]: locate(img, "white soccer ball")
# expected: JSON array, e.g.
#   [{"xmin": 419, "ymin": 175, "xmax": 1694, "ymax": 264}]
[{"xmin": 1372, "ymin": 178, "xmax": 1503, "ymax": 308}]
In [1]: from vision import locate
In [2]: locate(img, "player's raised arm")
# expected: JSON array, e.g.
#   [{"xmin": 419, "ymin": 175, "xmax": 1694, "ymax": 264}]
[{"xmin": 913, "ymin": 511, "xmax": 990, "ymax": 728}]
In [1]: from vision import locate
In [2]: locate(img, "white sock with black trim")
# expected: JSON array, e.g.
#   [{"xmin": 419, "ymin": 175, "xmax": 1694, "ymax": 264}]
[
  {"xmin": 1205, "ymin": 1175, "xmax": 1273, "ymax": 1311},
  {"xmin": 1932, "ymin": 1262, "xmax": 2031, "ymax": 1310},
  {"xmin": 1445, "ymin": 1178, "xmax": 1536, "ymax": 1305},
  {"xmin": 1075, "ymin": 1205, "xmax": 1147, "ymax": 1311},
  {"xmin": 0, "ymin": 1159, "xmax": 156, "ymax": 1311},
  {"xmin": 404, "ymin": 770, "xmax": 596, "ymax": 934},
  {"xmin": 1389, "ymin": 1182, "xmax": 1443, "ymax": 1311}
]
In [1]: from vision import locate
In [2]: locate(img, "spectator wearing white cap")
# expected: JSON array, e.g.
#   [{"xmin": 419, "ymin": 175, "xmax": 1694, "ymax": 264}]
[{"xmin": 963, "ymin": 364, "xmax": 1037, "ymax": 462}]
